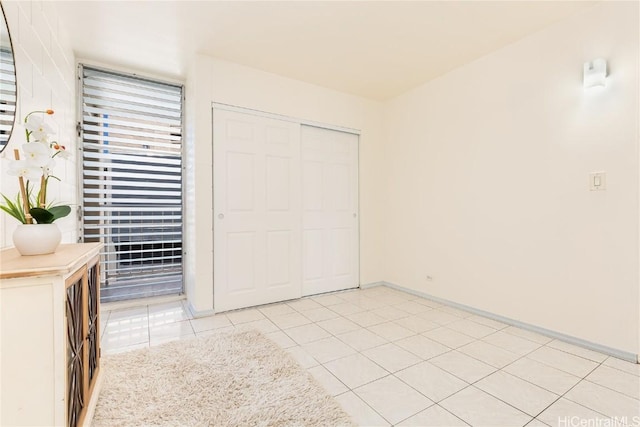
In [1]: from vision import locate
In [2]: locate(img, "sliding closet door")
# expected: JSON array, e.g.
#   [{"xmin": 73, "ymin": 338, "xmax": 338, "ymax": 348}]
[
  {"xmin": 301, "ymin": 125, "xmax": 359, "ymax": 296},
  {"xmin": 213, "ymin": 109, "xmax": 301, "ymax": 312}
]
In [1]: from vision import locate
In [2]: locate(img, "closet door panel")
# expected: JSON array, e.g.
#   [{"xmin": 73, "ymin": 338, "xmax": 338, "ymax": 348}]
[
  {"xmin": 214, "ymin": 109, "xmax": 301, "ymax": 312},
  {"xmin": 301, "ymin": 125, "xmax": 359, "ymax": 296}
]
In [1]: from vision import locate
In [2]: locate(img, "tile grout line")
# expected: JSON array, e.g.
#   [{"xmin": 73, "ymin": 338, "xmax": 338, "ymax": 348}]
[
  {"xmin": 295, "ymin": 299, "xmax": 442, "ymax": 425},
  {"xmin": 333, "ymin": 388, "xmax": 393, "ymax": 427},
  {"xmin": 598, "ymin": 358, "xmax": 640, "ymax": 378},
  {"xmin": 528, "ymin": 359, "xmax": 613, "ymax": 424},
  {"xmin": 393, "ymin": 328, "xmax": 559, "ymax": 424},
  {"xmin": 348, "ymin": 313, "xmax": 508, "ymax": 425},
  {"xmin": 298, "ymin": 312, "xmax": 400, "ymax": 426},
  {"xmin": 145, "ymin": 304, "xmax": 151, "ymax": 347},
  {"xmin": 393, "ymin": 403, "xmax": 469, "ymax": 427},
  {"xmin": 449, "ymin": 338, "xmax": 577, "ymax": 423}
]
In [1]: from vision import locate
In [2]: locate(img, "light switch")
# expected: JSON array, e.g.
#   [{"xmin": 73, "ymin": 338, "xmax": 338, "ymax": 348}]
[{"xmin": 589, "ymin": 172, "xmax": 606, "ymax": 191}]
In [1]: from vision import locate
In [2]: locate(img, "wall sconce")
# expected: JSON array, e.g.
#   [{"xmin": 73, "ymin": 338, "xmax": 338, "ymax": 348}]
[{"xmin": 583, "ymin": 58, "xmax": 607, "ymax": 88}]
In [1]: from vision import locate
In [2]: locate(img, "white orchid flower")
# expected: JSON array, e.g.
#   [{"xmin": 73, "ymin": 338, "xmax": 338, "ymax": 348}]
[
  {"xmin": 55, "ymin": 149, "xmax": 72, "ymax": 160},
  {"xmin": 21, "ymin": 142, "xmax": 50, "ymax": 167},
  {"xmin": 25, "ymin": 115, "xmax": 54, "ymax": 142},
  {"xmin": 42, "ymin": 158, "xmax": 56, "ymax": 177},
  {"xmin": 7, "ymin": 159, "xmax": 43, "ymax": 181},
  {"xmin": 52, "ymin": 142, "xmax": 71, "ymax": 160}
]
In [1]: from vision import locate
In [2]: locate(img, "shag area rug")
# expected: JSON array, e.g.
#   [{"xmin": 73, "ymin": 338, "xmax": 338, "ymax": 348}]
[{"xmin": 92, "ymin": 330, "xmax": 354, "ymax": 426}]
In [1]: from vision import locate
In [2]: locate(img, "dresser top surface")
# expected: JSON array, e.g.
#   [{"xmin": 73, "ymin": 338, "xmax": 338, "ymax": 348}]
[{"xmin": 0, "ymin": 243, "xmax": 102, "ymax": 279}]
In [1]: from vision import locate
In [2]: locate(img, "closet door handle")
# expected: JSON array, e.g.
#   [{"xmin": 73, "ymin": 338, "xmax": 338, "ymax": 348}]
[{"xmin": 218, "ymin": 213, "xmax": 225, "ymax": 219}]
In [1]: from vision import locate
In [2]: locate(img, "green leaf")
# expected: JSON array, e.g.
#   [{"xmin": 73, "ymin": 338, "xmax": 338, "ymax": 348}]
[
  {"xmin": 48, "ymin": 205, "xmax": 71, "ymax": 221},
  {"xmin": 29, "ymin": 206, "xmax": 71, "ymax": 224},
  {"xmin": 0, "ymin": 194, "xmax": 27, "ymax": 224},
  {"xmin": 30, "ymin": 207, "xmax": 55, "ymax": 224}
]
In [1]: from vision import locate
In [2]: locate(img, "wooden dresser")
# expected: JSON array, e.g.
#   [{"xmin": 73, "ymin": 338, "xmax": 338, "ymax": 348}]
[{"xmin": 0, "ymin": 243, "xmax": 103, "ymax": 426}]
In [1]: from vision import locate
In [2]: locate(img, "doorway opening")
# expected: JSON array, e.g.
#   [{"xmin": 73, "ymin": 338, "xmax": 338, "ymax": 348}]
[{"xmin": 79, "ymin": 65, "xmax": 184, "ymax": 303}]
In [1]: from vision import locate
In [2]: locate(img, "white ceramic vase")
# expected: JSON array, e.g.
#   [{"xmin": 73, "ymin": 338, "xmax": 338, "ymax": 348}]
[{"xmin": 12, "ymin": 223, "xmax": 62, "ymax": 256}]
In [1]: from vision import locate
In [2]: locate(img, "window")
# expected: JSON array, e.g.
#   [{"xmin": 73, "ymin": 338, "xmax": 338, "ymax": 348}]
[{"xmin": 79, "ymin": 65, "xmax": 183, "ymax": 302}]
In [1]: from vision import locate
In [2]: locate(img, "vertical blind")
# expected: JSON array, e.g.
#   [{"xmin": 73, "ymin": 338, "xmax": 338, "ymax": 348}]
[
  {"xmin": 0, "ymin": 47, "xmax": 16, "ymax": 140},
  {"xmin": 80, "ymin": 66, "xmax": 184, "ymax": 303}
]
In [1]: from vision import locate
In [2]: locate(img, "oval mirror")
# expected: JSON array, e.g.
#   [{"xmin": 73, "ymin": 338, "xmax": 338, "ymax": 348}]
[{"xmin": 0, "ymin": 2, "xmax": 17, "ymax": 153}]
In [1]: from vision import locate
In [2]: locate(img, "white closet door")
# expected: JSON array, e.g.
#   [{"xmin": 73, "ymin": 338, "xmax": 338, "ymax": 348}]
[
  {"xmin": 213, "ymin": 109, "xmax": 301, "ymax": 312},
  {"xmin": 301, "ymin": 125, "xmax": 359, "ymax": 296}
]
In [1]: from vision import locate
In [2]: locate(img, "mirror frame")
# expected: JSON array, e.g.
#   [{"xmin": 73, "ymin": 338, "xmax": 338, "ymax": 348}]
[{"xmin": 0, "ymin": 1, "xmax": 17, "ymax": 153}]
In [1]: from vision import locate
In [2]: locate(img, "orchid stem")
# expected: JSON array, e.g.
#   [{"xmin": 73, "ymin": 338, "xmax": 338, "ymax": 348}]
[
  {"xmin": 39, "ymin": 175, "xmax": 46, "ymax": 208},
  {"xmin": 13, "ymin": 149, "xmax": 32, "ymax": 224}
]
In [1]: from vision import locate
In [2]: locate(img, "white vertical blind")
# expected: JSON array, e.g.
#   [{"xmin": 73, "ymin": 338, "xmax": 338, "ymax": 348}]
[
  {"xmin": 0, "ymin": 47, "xmax": 17, "ymax": 141},
  {"xmin": 80, "ymin": 66, "xmax": 184, "ymax": 302}
]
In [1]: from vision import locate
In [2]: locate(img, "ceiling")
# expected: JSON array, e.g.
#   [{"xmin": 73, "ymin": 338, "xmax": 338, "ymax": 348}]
[{"xmin": 55, "ymin": 1, "xmax": 596, "ymax": 101}]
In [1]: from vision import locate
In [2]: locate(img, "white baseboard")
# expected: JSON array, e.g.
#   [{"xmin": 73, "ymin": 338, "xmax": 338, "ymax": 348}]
[
  {"xmin": 363, "ymin": 281, "xmax": 638, "ymax": 364},
  {"xmin": 186, "ymin": 299, "xmax": 216, "ymax": 318}
]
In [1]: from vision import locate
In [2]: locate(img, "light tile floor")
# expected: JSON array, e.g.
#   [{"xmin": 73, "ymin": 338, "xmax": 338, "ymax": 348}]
[{"xmin": 100, "ymin": 286, "xmax": 640, "ymax": 427}]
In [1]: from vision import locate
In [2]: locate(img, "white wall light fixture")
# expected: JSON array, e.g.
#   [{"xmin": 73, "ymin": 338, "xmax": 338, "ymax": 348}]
[{"xmin": 583, "ymin": 58, "xmax": 607, "ymax": 88}]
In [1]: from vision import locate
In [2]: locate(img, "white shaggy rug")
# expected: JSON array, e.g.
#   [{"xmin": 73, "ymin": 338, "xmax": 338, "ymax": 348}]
[{"xmin": 92, "ymin": 330, "xmax": 354, "ymax": 426}]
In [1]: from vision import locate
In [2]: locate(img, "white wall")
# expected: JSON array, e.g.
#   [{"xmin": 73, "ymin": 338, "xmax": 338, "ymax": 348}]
[
  {"xmin": 383, "ymin": 2, "xmax": 639, "ymax": 355},
  {"xmin": 185, "ymin": 56, "xmax": 385, "ymax": 314},
  {"xmin": 0, "ymin": 1, "xmax": 77, "ymax": 247}
]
